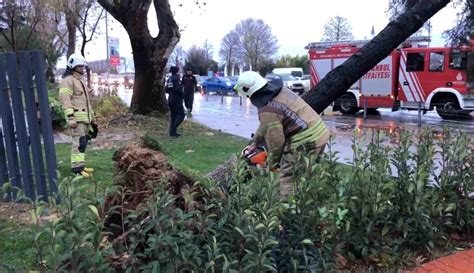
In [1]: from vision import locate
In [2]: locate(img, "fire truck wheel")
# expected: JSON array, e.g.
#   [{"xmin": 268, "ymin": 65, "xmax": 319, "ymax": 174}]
[
  {"xmin": 436, "ymin": 97, "xmax": 462, "ymax": 120},
  {"xmin": 337, "ymin": 93, "xmax": 359, "ymax": 114}
]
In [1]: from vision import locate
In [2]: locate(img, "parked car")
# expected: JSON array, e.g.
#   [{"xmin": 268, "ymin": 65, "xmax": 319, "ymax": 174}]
[
  {"xmin": 265, "ymin": 73, "xmax": 305, "ymax": 95},
  {"xmin": 300, "ymin": 74, "xmax": 311, "ymax": 92},
  {"xmin": 202, "ymin": 76, "xmax": 235, "ymax": 95},
  {"xmin": 194, "ymin": 74, "xmax": 204, "ymax": 92}
]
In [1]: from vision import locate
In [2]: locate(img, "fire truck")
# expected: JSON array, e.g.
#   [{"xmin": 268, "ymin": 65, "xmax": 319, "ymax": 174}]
[{"xmin": 306, "ymin": 38, "xmax": 474, "ymax": 119}]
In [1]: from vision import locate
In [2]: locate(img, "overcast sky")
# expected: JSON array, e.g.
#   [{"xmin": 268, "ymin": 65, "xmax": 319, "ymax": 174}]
[{"xmin": 59, "ymin": 0, "xmax": 461, "ymax": 67}]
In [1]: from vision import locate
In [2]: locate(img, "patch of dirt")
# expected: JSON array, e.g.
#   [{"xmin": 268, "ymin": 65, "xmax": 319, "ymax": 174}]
[
  {"xmin": 0, "ymin": 202, "xmax": 32, "ymax": 224},
  {"xmin": 103, "ymin": 142, "xmax": 197, "ymax": 239}
]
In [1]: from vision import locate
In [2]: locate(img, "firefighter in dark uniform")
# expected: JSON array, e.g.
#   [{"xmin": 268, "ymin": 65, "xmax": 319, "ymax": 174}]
[
  {"xmin": 182, "ymin": 69, "xmax": 197, "ymax": 117},
  {"xmin": 166, "ymin": 66, "xmax": 185, "ymax": 137}
]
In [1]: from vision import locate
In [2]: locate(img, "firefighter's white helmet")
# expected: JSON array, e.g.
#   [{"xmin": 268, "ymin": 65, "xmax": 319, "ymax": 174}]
[
  {"xmin": 234, "ymin": 71, "xmax": 267, "ymax": 98},
  {"xmin": 67, "ymin": 53, "xmax": 87, "ymax": 69}
]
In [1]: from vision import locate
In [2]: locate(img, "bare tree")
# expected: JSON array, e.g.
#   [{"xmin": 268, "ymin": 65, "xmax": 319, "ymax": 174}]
[
  {"xmin": 233, "ymin": 18, "xmax": 279, "ymax": 71},
  {"xmin": 0, "ymin": 0, "xmax": 42, "ymax": 52},
  {"xmin": 0, "ymin": 0, "xmax": 65, "ymax": 80},
  {"xmin": 185, "ymin": 45, "xmax": 208, "ymax": 75},
  {"xmin": 443, "ymin": 0, "xmax": 473, "ymax": 45},
  {"xmin": 219, "ymin": 31, "xmax": 239, "ymax": 75},
  {"xmin": 321, "ymin": 16, "xmax": 354, "ymax": 42},
  {"xmin": 168, "ymin": 44, "xmax": 186, "ymax": 68},
  {"xmin": 202, "ymin": 39, "xmax": 214, "ymax": 69},
  {"xmin": 97, "ymin": 0, "xmax": 181, "ymax": 114}
]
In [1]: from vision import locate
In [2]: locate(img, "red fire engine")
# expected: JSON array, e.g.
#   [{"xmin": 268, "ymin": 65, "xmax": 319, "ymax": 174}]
[{"xmin": 306, "ymin": 38, "xmax": 474, "ymax": 119}]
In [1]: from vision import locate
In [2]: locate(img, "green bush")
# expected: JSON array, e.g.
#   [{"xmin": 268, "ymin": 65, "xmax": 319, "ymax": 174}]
[{"xmin": 20, "ymin": 128, "xmax": 473, "ymax": 271}]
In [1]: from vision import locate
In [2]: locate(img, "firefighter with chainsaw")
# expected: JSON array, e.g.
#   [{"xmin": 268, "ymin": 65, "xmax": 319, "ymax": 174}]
[
  {"xmin": 234, "ymin": 71, "xmax": 330, "ymax": 198},
  {"xmin": 59, "ymin": 53, "xmax": 97, "ymax": 178}
]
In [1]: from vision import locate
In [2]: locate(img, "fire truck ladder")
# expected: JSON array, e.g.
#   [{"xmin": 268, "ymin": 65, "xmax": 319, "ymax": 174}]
[{"xmin": 305, "ymin": 36, "xmax": 431, "ymax": 50}]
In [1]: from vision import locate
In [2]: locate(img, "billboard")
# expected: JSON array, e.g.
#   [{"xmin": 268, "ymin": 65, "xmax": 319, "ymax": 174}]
[{"xmin": 108, "ymin": 37, "xmax": 120, "ymax": 67}]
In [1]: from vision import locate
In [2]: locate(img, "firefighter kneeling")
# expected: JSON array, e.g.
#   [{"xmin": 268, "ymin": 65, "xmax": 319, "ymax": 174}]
[{"xmin": 235, "ymin": 71, "xmax": 330, "ymax": 199}]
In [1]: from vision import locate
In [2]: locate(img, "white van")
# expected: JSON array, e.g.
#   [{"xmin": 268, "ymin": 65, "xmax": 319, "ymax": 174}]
[{"xmin": 272, "ymin": 67, "xmax": 304, "ymax": 79}]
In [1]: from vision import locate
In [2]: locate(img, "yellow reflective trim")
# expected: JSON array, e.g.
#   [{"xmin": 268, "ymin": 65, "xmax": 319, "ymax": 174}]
[
  {"xmin": 290, "ymin": 120, "xmax": 328, "ymax": 149},
  {"xmin": 59, "ymin": 88, "xmax": 73, "ymax": 95},
  {"xmin": 74, "ymin": 112, "xmax": 89, "ymax": 122},
  {"xmin": 71, "ymin": 153, "xmax": 85, "ymax": 163},
  {"xmin": 64, "ymin": 108, "xmax": 74, "ymax": 116}
]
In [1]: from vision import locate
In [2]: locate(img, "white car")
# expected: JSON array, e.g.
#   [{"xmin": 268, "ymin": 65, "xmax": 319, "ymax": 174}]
[
  {"xmin": 300, "ymin": 75, "xmax": 311, "ymax": 92},
  {"xmin": 265, "ymin": 73, "xmax": 305, "ymax": 95}
]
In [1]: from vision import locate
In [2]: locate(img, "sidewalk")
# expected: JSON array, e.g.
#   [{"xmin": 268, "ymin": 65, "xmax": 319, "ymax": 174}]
[{"xmin": 405, "ymin": 248, "xmax": 474, "ymax": 273}]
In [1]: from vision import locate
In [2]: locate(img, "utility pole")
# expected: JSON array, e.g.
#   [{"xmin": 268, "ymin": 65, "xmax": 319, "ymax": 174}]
[{"xmin": 105, "ymin": 12, "xmax": 110, "ymax": 93}]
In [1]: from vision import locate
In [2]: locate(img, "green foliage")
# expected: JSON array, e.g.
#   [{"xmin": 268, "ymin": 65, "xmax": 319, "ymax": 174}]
[
  {"xmin": 2, "ymin": 127, "xmax": 472, "ymax": 271},
  {"xmin": 48, "ymin": 90, "xmax": 67, "ymax": 129},
  {"xmin": 92, "ymin": 95, "xmax": 128, "ymax": 120},
  {"xmin": 274, "ymin": 55, "xmax": 309, "ymax": 74}
]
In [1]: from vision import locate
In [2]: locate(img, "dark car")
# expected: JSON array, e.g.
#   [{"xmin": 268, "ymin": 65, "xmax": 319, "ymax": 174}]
[{"xmin": 202, "ymin": 77, "xmax": 235, "ymax": 95}]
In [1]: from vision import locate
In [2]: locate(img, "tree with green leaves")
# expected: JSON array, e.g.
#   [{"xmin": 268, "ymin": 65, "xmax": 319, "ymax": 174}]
[
  {"xmin": 274, "ymin": 55, "xmax": 308, "ymax": 74},
  {"xmin": 321, "ymin": 16, "xmax": 354, "ymax": 42}
]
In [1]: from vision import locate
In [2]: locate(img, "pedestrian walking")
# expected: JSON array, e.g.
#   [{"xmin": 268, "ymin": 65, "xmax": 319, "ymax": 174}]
[{"xmin": 182, "ymin": 69, "xmax": 197, "ymax": 117}]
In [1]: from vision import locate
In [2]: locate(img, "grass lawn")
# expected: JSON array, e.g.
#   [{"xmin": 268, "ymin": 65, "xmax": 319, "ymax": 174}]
[{"xmin": 0, "ymin": 117, "xmax": 249, "ymax": 270}]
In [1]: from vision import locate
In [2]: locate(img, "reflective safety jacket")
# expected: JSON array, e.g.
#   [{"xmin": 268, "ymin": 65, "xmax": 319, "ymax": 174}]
[
  {"xmin": 253, "ymin": 86, "xmax": 330, "ymax": 167},
  {"xmin": 59, "ymin": 72, "xmax": 94, "ymax": 123}
]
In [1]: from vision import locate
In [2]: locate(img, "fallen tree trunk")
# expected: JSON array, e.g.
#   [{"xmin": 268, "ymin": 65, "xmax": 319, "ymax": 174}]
[{"xmin": 303, "ymin": 0, "xmax": 451, "ymax": 113}]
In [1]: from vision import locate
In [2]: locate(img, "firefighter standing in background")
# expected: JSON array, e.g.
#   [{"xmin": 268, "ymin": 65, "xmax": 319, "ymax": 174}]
[
  {"xmin": 182, "ymin": 69, "xmax": 197, "ymax": 117},
  {"xmin": 59, "ymin": 53, "xmax": 96, "ymax": 177},
  {"xmin": 234, "ymin": 71, "xmax": 330, "ymax": 199},
  {"xmin": 166, "ymin": 66, "xmax": 185, "ymax": 137}
]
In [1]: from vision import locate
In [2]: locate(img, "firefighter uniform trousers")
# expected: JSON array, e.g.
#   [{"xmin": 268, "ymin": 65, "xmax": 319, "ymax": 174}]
[
  {"xmin": 70, "ymin": 123, "xmax": 90, "ymax": 173},
  {"xmin": 279, "ymin": 120, "xmax": 330, "ymax": 199},
  {"xmin": 279, "ymin": 142, "xmax": 326, "ymax": 199}
]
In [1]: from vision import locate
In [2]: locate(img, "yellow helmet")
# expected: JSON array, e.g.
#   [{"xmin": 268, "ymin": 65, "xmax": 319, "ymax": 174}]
[{"xmin": 234, "ymin": 71, "xmax": 267, "ymax": 98}]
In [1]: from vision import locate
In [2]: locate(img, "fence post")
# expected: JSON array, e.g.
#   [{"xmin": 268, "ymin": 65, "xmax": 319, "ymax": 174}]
[
  {"xmin": 221, "ymin": 91, "xmax": 224, "ymax": 104},
  {"xmin": 363, "ymin": 97, "xmax": 368, "ymax": 120},
  {"xmin": 240, "ymin": 96, "xmax": 242, "ymax": 106},
  {"xmin": 0, "ymin": 54, "xmax": 21, "ymax": 198},
  {"xmin": 418, "ymin": 101, "xmax": 422, "ymax": 127},
  {"xmin": 31, "ymin": 51, "xmax": 58, "ymax": 200}
]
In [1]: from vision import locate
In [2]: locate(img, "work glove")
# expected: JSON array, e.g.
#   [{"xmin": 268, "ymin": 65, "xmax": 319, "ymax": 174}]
[
  {"xmin": 241, "ymin": 143, "xmax": 257, "ymax": 157},
  {"xmin": 68, "ymin": 117, "xmax": 77, "ymax": 129}
]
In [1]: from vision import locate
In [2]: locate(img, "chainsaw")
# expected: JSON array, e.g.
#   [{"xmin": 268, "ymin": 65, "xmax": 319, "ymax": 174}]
[{"xmin": 243, "ymin": 146, "xmax": 267, "ymax": 167}]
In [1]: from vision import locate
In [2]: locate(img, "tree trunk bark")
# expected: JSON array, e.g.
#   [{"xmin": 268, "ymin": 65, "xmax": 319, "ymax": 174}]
[
  {"xmin": 97, "ymin": 0, "xmax": 180, "ymax": 115},
  {"xmin": 302, "ymin": 0, "xmax": 451, "ymax": 114},
  {"xmin": 65, "ymin": 10, "xmax": 77, "ymax": 58}
]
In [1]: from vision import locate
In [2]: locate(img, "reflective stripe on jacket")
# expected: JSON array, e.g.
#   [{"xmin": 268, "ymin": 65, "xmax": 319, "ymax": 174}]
[
  {"xmin": 255, "ymin": 87, "xmax": 330, "ymax": 166},
  {"xmin": 59, "ymin": 72, "xmax": 94, "ymax": 123}
]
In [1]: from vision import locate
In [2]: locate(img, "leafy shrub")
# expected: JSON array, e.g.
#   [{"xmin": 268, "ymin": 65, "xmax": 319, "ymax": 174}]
[
  {"xmin": 92, "ymin": 95, "xmax": 128, "ymax": 123},
  {"xmin": 23, "ymin": 128, "xmax": 472, "ymax": 272}
]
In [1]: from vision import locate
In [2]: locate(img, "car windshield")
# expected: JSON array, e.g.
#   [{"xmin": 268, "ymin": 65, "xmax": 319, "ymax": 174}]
[
  {"xmin": 278, "ymin": 74, "xmax": 297, "ymax": 81},
  {"xmin": 229, "ymin": 76, "xmax": 239, "ymax": 82}
]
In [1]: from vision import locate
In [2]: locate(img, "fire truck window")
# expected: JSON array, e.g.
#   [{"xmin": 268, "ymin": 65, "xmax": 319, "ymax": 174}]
[
  {"xmin": 449, "ymin": 52, "xmax": 467, "ymax": 70},
  {"xmin": 429, "ymin": 52, "xmax": 445, "ymax": 72},
  {"xmin": 406, "ymin": 53, "xmax": 425, "ymax": 72}
]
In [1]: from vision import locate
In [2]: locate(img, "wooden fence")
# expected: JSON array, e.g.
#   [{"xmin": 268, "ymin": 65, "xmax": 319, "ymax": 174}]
[{"xmin": 0, "ymin": 51, "xmax": 58, "ymax": 201}]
